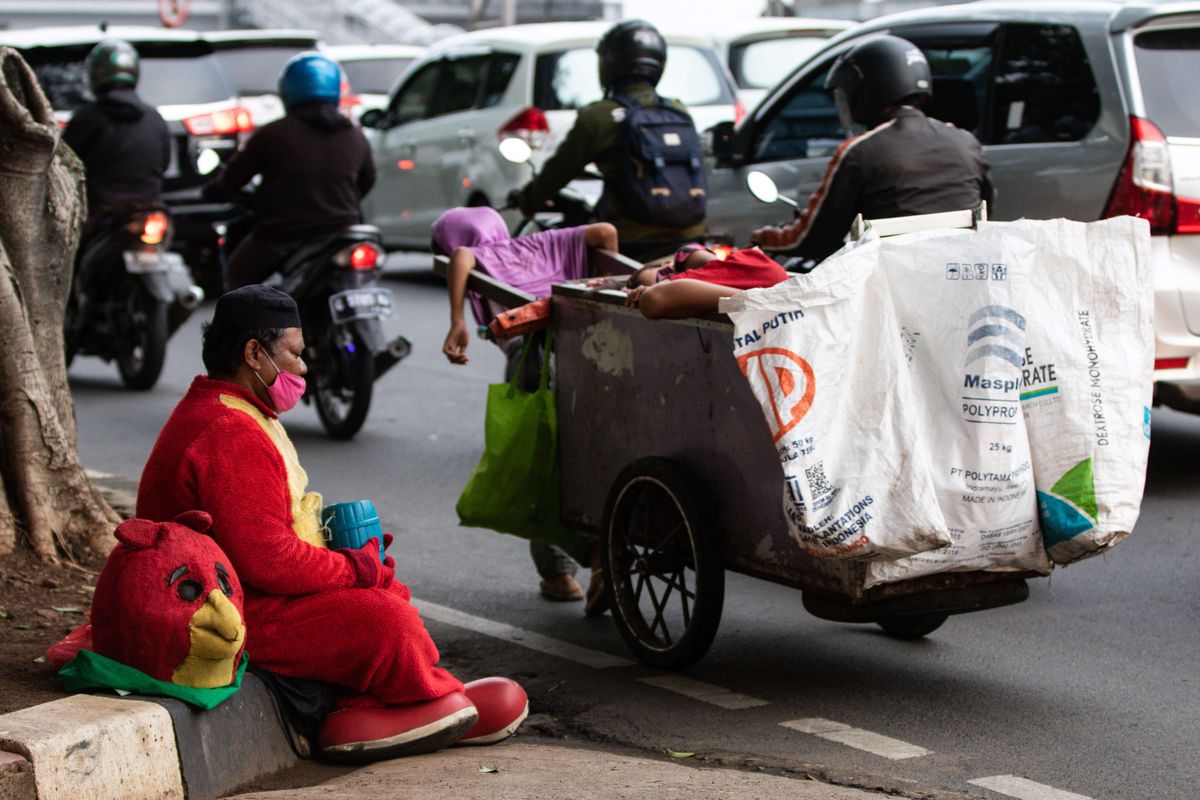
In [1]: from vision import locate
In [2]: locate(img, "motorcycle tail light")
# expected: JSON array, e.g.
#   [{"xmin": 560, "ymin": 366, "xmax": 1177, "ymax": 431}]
[
  {"xmin": 334, "ymin": 242, "xmax": 384, "ymax": 270},
  {"xmin": 141, "ymin": 212, "xmax": 169, "ymax": 245}
]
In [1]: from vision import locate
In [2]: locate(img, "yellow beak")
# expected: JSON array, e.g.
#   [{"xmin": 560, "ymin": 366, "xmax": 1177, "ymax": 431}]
[{"xmin": 171, "ymin": 589, "xmax": 246, "ymax": 689}]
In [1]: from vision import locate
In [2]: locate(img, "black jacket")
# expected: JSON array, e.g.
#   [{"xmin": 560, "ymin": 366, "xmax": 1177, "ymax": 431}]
[
  {"xmin": 755, "ymin": 107, "xmax": 993, "ymax": 262},
  {"xmin": 207, "ymin": 103, "xmax": 375, "ymax": 242},
  {"xmin": 62, "ymin": 87, "xmax": 171, "ymax": 213}
]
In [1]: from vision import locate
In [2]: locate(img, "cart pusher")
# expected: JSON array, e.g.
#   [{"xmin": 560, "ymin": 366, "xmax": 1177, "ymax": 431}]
[{"xmin": 439, "ymin": 208, "xmax": 1036, "ymax": 669}]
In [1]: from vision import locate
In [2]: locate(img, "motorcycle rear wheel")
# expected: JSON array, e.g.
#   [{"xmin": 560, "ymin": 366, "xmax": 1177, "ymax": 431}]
[
  {"xmin": 314, "ymin": 329, "xmax": 374, "ymax": 440},
  {"xmin": 115, "ymin": 279, "xmax": 167, "ymax": 391}
]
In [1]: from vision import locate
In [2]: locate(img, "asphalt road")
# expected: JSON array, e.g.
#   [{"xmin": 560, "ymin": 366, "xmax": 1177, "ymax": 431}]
[{"xmin": 70, "ymin": 262, "xmax": 1200, "ymax": 800}]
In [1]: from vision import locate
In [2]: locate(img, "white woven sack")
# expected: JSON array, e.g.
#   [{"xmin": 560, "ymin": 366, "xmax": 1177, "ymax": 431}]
[
  {"xmin": 866, "ymin": 225, "xmax": 1051, "ymax": 588},
  {"xmin": 1010, "ymin": 217, "xmax": 1154, "ymax": 564},
  {"xmin": 721, "ymin": 238, "xmax": 951, "ymax": 561}
]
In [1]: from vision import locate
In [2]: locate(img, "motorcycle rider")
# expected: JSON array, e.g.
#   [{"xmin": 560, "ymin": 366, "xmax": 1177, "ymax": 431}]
[
  {"xmin": 752, "ymin": 35, "xmax": 993, "ymax": 264},
  {"xmin": 63, "ymin": 39, "xmax": 171, "ymax": 309},
  {"xmin": 513, "ymin": 19, "xmax": 706, "ymax": 263},
  {"xmin": 206, "ymin": 52, "xmax": 375, "ymax": 291}
]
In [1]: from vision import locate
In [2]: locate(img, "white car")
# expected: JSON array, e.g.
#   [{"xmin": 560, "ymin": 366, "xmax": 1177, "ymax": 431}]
[
  {"xmin": 324, "ymin": 44, "xmax": 426, "ymax": 121},
  {"xmin": 695, "ymin": 17, "xmax": 855, "ymax": 113},
  {"xmin": 359, "ymin": 21, "xmax": 740, "ymax": 250}
]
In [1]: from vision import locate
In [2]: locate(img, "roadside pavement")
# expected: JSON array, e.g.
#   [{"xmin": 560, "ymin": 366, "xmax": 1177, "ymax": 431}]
[{"xmin": 227, "ymin": 740, "xmax": 899, "ymax": 800}]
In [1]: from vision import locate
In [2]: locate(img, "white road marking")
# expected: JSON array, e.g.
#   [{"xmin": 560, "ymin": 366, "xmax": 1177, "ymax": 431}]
[
  {"xmin": 638, "ymin": 675, "xmax": 769, "ymax": 710},
  {"xmin": 779, "ymin": 718, "xmax": 931, "ymax": 760},
  {"xmin": 414, "ymin": 598, "xmax": 634, "ymax": 669},
  {"xmin": 968, "ymin": 775, "xmax": 1094, "ymax": 800}
]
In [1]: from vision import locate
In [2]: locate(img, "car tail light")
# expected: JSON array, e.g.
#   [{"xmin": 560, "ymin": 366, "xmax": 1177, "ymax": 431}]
[
  {"xmin": 498, "ymin": 107, "xmax": 549, "ymax": 149},
  {"xmin": 183, "ymin": 106, "xmax": 254, "ymax": 136},
  {"xmin": 733, "ymin": 99, "xmax": 747, "ymax": 126},
  {"xmin": 140, "ymin": 212, "xmax": 169, "ymax": 245},
  {"xmin": 1155, "ymin": 357, "xmax": 1190, "ymax": 371},
  {"xmin": 1101, "ymin": 116, "xmax": 1200, "ymax": 234},
  {"xmin": 333, "ymin": 242, "xmax": 384, "ymax": 270},
  {"xmin": 339, "ymin": 75, "xmax": 360, "ymax": 118}
]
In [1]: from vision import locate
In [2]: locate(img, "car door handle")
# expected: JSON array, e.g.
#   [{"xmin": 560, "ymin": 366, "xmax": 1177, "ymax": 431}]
[
  {"xmin": 457, "ymin": 128, "xmax": 477, "ymax": 143},
  {"xmin": 397, "ymin": 143, "xmax": 416, "ymax": 159}
]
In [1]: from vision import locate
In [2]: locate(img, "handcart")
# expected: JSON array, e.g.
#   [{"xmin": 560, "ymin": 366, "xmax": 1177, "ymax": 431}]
[{"xmin": 437, "ymin": 206, "xmax": 1036, "ymax": 669}]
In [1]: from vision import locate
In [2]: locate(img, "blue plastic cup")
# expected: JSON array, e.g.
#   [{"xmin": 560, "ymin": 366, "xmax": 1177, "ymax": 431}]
[{"xmin": 321, "ymin": 500, "xmax": 385, "ymax": 564}]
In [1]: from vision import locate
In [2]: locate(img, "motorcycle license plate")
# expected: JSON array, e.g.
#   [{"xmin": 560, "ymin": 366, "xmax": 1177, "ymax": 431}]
[
  {"xmin": 122, "ymin": 250, "xmax": 181, "ymax": 274},
  {"xmin": 328, "ymin": 288, "xmax": 394, "ymax": 323}
]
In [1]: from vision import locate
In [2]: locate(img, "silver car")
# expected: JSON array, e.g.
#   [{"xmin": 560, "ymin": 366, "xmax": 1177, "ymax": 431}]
[{"xmin": 705, "ymin": 1, "xmax": 1200, "ymax": 412}]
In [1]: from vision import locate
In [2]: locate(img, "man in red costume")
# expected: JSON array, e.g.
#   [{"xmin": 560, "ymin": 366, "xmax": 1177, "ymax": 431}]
[{"xmin": 137, "ymin": 285, "xmax": 526, "ymax": 760}]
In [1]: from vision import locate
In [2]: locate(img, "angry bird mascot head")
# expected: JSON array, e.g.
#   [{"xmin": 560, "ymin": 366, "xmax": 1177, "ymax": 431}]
[{"xmin": 91, "ymin": 511, "xmax": 246, "ymax": 689}]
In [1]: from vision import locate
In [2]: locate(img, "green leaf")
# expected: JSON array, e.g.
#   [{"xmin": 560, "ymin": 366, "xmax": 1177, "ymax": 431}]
[
  {"xmin": 665, "ymin": 748, "xmax": 695, "ymax": 759},
  {"xmin": 0, "ymin": 609, "xmax": 8, "ymax": 619},
  {"xmin": 478, "ymin": 765, "xmax": 498, "ymax": 774}
]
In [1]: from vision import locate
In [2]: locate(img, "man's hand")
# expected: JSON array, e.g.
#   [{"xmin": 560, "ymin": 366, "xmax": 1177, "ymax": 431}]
[{"xmin": 443, "ymin": 319, "xmax": 471, "ymax": 365}]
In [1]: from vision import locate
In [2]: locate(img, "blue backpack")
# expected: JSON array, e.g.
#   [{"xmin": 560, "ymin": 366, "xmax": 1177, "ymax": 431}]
[{"xmin": 610, "ymin": 92, "xmax": 707, "ymax": 228}]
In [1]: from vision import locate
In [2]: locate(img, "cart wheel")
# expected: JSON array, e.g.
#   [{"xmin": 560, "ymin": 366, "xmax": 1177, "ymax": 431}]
[
  {"xmin": 876, "ymin": 613, "xmax": 948, "ymax": 640},
  {"xmin": 604, "ymin": 458, "xmax": 723, "ymax": 669}
]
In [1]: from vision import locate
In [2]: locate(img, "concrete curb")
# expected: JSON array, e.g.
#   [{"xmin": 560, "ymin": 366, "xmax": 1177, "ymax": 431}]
[{"xmin": 0, "ymin": 674, "xmax": 297, "ymax": 800}]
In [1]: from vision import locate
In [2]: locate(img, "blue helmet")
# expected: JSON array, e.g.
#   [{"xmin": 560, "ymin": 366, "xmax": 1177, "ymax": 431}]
[{"xmin": 278, "ymin": 52, "xmax": 342, "ymax": 110}]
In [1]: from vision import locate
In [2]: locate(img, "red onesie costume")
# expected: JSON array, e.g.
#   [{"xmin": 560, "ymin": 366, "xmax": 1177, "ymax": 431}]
[{"xmin": 137, "ymin": 375, "xmax": 463, "ymax": 706}]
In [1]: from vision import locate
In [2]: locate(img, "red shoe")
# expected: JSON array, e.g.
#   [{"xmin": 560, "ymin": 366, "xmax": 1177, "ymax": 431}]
[
  {"xmin": 457, "ymin": 677, "xmax": 529, "ymax": 746},
  {"xmin": 317, "ymin": 691, "xmax": 478, "ymax": 763}
]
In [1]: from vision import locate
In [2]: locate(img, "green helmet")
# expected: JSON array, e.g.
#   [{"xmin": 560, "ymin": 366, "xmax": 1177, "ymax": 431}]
[{"xmin": 86, "ymin": 39, "xmax": 139, "ymax": 93}]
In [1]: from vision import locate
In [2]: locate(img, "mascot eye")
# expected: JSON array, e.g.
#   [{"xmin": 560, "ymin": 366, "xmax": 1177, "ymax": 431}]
[
  {"xmin": 177, "ymin": 580, "xmax": 203, "ymax": 602},
  {"xmin": 215, "ymin": 563, "xmax": 234, "ymax": 597}
]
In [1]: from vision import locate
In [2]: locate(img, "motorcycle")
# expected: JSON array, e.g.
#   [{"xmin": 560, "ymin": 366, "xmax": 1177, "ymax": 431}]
[
  {"xmin": 66, "ymin": 207, "xmax": 204, "ymax": 390},
  {"xmin": 216, "ymin": 213, "xmax": 411, "ymax": 440}
]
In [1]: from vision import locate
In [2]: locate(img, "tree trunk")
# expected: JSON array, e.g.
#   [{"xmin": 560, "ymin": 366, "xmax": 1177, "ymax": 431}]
[{"xmin": 0, "ymin": 46, "xmax": 117, "ymax": 560}]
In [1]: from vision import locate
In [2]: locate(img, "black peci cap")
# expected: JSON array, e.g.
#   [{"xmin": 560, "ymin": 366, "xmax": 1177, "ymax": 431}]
[{"xmin": 210, "ymin": 285, "xmax": 300, "ymax": 332}]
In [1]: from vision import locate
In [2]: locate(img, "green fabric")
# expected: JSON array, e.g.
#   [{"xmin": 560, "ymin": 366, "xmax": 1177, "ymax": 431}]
[
  {"xmin": 59, "ymin": 649, "xmax": 248, "ymax": 710},
  {"xmin": 518, "ymin": 81, "xmax": 706, "ymax": 246},
  {"xmin": 456, "ymin": 332, "xmax": 581, "ymax": 550}
]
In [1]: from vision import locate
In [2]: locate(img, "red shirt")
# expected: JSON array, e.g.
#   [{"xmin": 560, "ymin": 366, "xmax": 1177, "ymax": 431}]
[{"xmin": 666, "ymin": 247, "xmax": 788, "ymax": 290}]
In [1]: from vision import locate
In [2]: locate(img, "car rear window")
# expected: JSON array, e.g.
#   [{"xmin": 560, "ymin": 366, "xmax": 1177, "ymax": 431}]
[
  {"xmin": 21, "ymin": 43, "xmax": 232, "ymax": 112},
  {"xmin": 1134, "ymin": 27, "xmax": 1200, "ymax": 137},
  {"xmin": 215, "ymin": 44, "xmax": 313, "ymax": 95},
  {"xmin": 729, "ymin": 36, "xmax": 831, "ymax": 90},
  {"xmin": 534, "ymin": 44, "xmax": 733, "ymax": 111},
  {"xmin": 340, "ymin": 57, "xmax": 415, "ymax": 95}
]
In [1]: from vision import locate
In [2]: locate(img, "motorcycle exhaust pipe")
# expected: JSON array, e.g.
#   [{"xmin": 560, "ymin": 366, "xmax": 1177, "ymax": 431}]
[
  {"xmin": 179, "ymin": 285, "xmax": 205, "ymax": 310},
  {"xmin": 373, "ymin": 335, "xmax": 412, "ymax": 379}
]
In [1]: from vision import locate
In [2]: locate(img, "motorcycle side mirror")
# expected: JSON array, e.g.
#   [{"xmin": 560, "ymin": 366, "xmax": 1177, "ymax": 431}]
[
  {"xmin": 746, "ymin": 170, "xmax": 802, "ymax": 210},
  {"xmin": 196, "ymin": 148, "xmax": 222, "ymax": 176},
  {"xmin": 746, "ymin": 170, "xmax": 779, "ymax": 204},
  {"xmin": 359, "ymin": 108, "xmax": 385, "ymax": 129},
  {"xmin": 498, "ymin": 137, "xmax": 533, "ymax": 165}
]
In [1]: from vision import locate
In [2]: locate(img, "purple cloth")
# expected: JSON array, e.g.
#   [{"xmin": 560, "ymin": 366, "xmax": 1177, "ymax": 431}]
[{"xmin": 432, "ymin": 207, "xmax": 589, "ymax": 327}]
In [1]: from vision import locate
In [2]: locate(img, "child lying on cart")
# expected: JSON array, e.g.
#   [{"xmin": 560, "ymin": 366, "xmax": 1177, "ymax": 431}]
[
  {"xmin": 621, "ymin": 244, "xmax": 790, "ymax": 319},
  {"xmin": 432, "ymin": 206, "xmax": 617, "ymax": 365}
]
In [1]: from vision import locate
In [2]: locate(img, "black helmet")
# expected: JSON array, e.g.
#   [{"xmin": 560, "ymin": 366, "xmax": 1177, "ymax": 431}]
[
  {"xmin": 596, "ymin": 19, "xmax": 667, "ymax": 91},
  {"xmin": 86, "ymin": 39, "xmax": 140, "ymax": 93},
  {"xmin": 825, "ymin": 35, "xmax": 931, "ymax": 129}
]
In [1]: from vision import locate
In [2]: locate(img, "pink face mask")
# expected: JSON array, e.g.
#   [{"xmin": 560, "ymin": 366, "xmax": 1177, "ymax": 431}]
[{"xmin": 256, "ymin": 351, "xmax": 306, "ymax": 413}]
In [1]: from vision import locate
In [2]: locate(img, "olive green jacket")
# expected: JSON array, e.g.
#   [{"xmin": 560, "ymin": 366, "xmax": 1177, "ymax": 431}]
[{"xmin": 516, "ymin": 82, "xmax": 706, "ymax": 252}]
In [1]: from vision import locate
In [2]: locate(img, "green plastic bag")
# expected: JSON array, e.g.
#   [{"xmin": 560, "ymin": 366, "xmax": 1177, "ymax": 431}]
[{"xmin": 456, "ymin": 331, "xmax": 580, "ymax": 550}]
